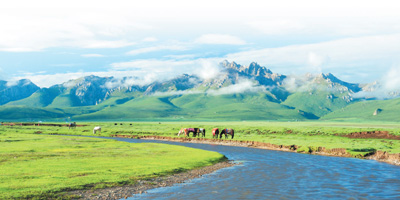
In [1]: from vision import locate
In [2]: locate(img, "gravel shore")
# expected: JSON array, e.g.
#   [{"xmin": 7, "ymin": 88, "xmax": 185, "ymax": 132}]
[{"xmin": 67, "ymin": 161, "xmax": 236, "ymax": 200}]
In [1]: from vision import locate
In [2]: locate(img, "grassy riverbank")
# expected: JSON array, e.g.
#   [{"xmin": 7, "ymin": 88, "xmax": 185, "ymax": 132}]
[
  {"xmin": 0, "ymin": 131, "xmax": 225, "ymax": 199},
  {"xmin": 10, "ymin": 121, "xmax": 399, "ymax": 157}
]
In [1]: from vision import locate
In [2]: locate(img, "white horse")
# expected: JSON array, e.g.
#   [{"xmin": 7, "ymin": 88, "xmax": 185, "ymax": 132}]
[{"xmin": 93, "ymin": 126, "xmax": 101, "ymax": 134}]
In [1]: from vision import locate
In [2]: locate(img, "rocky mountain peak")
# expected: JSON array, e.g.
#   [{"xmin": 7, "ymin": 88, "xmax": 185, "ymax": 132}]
[
  {"xmin": 221, "ymin": 60, "xmax": 240, "ymax": 70},
  {"xmin": 221, "ymin": 60, "xmax": 273, "ymax": 76}
]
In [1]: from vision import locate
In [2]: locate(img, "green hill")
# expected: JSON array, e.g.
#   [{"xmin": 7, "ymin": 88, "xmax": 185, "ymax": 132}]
[
  {"xmin": 0, "ymin": 106, "xmax": 66, "ymax": 120},
  {"xmin": 283, "ymin": 91, "xmax": 353, "ymax": 117},
  {"xmin": 72, "ymin": 92, "xmax": 310, "ymax": 121},
  {"xmin": 6, "ymin": 86, "xmax": 63, "ymax": 107},
  {"xmin": 321, "ymin": 97, "xmax": 400, "ymax": 122}
]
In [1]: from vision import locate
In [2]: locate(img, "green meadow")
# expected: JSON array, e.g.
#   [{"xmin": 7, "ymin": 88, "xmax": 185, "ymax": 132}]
[
  {"xmin": 41, "ymin": 120, "xmax": 400, "ymax": 156},
  {"xmin": 5, "ymin": 120, "xmax": 400, "ymax": 156},
  {"xmin": 0, "ymin": 127, "xmax": 225, "ymax": 199}
]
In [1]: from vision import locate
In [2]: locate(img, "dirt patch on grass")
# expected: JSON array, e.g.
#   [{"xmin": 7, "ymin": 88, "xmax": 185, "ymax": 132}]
[
  {"xmin": 66, "ymin": 160, "xmax": 236, "ymax": 200},
  {"xmin": 342, "ymin": 131, "xmax": 400, "ymax": 140}
]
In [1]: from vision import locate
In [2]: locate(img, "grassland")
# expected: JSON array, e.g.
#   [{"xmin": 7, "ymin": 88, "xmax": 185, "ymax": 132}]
[
  {"xmin": 5, "ymin": 121, "xmax": 400, "ymax": 156},
  {"xmin": 0, "ymin": 127, "xmax": 225, "ymax": 199}
]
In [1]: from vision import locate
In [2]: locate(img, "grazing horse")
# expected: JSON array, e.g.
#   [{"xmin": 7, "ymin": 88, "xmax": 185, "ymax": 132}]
[
  {"xmin": 220, "ymin": 129, "xmax": 234, "ymax": 139},
  {"xmin": 178, "ymin": 128, "xmax": 198, "ymax": 137},
  {"xmin": 68, "ymin": 122, "xmax": 76, "ymax": 129},
  {"xmin": 187, "ymin": 128, "xmax": 198, "ymax": 137},
  {"xmin": 212, "ymin": 128, "xmax": 219, "ymax": 138},
  {"xmin": 178, "ymin": 128, "xmax": 188, "ymax": 136},
  {"xmin": 197, "ymin": 128, "xmax": 206, "ymax": 137},
  {"xmin": 93, "ymin": 126, "xmax": 101, "ymax": 134}
]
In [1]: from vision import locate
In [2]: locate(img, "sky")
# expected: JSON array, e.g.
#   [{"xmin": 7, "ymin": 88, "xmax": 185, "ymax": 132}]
[{"xmin": 1, "ymin": 0, "xmax": 400, "ymax": 87}]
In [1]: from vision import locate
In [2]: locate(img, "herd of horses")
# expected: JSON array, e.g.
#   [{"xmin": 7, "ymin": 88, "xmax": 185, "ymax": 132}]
[
  {"xmin": 66, "ymin": 122, "xmax": 234, "ymax": 139},
  {"xmin": 178, "ymin": 128, "xmax": 234, "ymax": 139}
]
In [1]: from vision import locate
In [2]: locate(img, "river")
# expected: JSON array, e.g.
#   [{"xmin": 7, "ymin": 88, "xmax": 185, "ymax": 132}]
[{"xmin": 109, "ymin": 137, "xmax": 400, "ymax": 200}]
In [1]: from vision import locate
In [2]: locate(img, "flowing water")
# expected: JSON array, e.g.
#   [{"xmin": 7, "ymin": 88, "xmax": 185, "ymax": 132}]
[{"xmin": 109, "ymin": 137, "xmax": 400, "ymax": 200}]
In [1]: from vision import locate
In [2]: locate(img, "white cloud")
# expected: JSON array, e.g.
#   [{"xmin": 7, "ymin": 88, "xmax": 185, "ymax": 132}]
[
  {"xmin": 81, "ymin": 40, "xmax": 136, "ymax": 49},
  {"xmin": 307, "ymin": 52, "xmax": 329, "ymax": 73},
  {"xmin": 1, "ymin": 0, "xmax": 400, "ymax": 52},
  {"xmin": 194, "ymin": 34, "xmax": 246, "ymax": 45},
  {"xmin": 383, "ymin": 67, "xmax": 400, "ymax": 91},
  {"xmin": 12, "ymin": 71, "xmax": 128, "ymax": 88},
  {"xmin": 207, "ymin": 79, "xmax": 267, "ymax": 95},
  {"xmin": 15, "ymin": 58, "xmax": 223, "ymax": 87},
  {"xmin": 126, "ymin": 45, "xmax": 188, "ymax": 55},
  {"xmin": 353, "ymin": 66, "xmax": 400, "ymax": 99},
  {"xmin": 0, "ymin": 7, "xmax": 145, "ymax": 51},
  {"xmin": 247, "ymin": 17, "xmax": 400, "ymax": 37},
  {"xmin": 142, "ymin": 37, "xmax": 158, "ymax": 42},
  {"xmin": 248, "ymin": 19, "xmax": 306, "ymax": 35},
  {"xmin": 226, "ymin": 34, "xmax": 400, "ymax": 82},
  {"xmin": 110, "ymin": 59, "xmax": 194, "ymax": 71},
  {"xmin": 194, "ymin": 59, "xmax": 222, "ymax": 80},
  {"xmin": 153, "ymin": 79, "xmax": 267, "ymax": 96},
  {"xmin": 110, "ymin": 58, "xmax": 221, "ymax": 75},
  {"xmin": 281, "ymin": 74, "xmax": 327, "ymax": 93},
  {"xmin": 81, "ymin": 54, "xmax": 105, "ymax": 57}
]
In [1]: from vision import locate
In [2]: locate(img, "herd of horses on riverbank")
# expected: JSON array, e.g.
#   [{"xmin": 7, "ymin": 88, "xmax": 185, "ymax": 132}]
[
  {"xmin": 1, "ymin": 122, "xmax": 234, "ymax": 139},
  {"xmin": 178, "ymin": 128, "xmax": 234, "ymax": 139}
]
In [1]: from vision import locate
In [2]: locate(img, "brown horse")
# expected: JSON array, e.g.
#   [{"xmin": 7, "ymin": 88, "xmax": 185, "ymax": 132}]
[
  {"xmin": 212, "ymin": 128, "xmax": 219, "ymax": 138},
  {"xmin": 220, "ymin": 128, "xmax": 234, "ymax": 139},
  {"xmin": 178, "ymin": 128, "xmax": 188, "ymax": 136},
  {"xmin": 178, "ymin": 128, "xmax": 198, "ymax": 137}
]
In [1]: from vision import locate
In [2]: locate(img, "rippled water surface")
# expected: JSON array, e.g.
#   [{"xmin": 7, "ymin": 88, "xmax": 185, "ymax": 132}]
[{"xmin": 109, "ymin": 137, "xmax": 400, "ymax": 200}]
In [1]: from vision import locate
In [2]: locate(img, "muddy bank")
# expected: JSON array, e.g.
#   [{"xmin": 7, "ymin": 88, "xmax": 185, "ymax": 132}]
[
  {"xmin": 342, "ymin": 131, "xmax": 400, "ymax": 140},
  {"xmin": 66, "ymin": 161, "xmax": 235, "ymax": 200},
  {"xmin": 111, "ymin": 135, "xmax": 400, "ymax": 166}
]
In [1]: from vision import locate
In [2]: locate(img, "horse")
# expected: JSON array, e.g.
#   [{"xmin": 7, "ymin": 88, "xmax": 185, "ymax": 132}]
[
  {"xmin": 197, "ymin": 128, "xmax": 206, "ymax": 137},
  {"xmin": 93, "ymin": 126, "xmax": 101, "ymax": 134},
  {"xmin": 68, "ymin": 122, "xmax": 76, "ymax": 129},
  {"xmin": 191, "ymin": 128, "xmax": 200, "ymax": 137},
  {"xmin": 178, "ymin": 128, "xmax": 198, "ymax": 137},
  {"xmin": 212, "ymin": 128, "xmax": 219, "ymax": 138},
  {"xmin": 178, "ymin": 128, "xmax": 188, "ymax": 136},
  {"xmin": 220, "ymin": 128, "xmax": 234, "ymax": 139}
]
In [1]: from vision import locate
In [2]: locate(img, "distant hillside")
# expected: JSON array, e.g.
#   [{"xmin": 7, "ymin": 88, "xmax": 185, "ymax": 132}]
[
  {"xmin": 0, "ymin": 60, "xmax": 399, "ymax": 121},
  {"xmin": 282, "ymin": 73, "xmax": 358, "ymax": 117},
  {"xmin": 321, "ymin": 97, "xmax": 400, "ymax": 122},
  {"xmin": 73, "ymin": 93, "xmax": 311, "ymax": 121},
  {"xmin": 0, "ymin": 106, "xmax": 66, "ymax": 120}
]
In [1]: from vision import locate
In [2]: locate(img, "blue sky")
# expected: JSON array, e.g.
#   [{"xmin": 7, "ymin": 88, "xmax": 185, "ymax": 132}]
[{"xmin": 1, "ymin": 0, "xmax": 400, "ymax": 87}]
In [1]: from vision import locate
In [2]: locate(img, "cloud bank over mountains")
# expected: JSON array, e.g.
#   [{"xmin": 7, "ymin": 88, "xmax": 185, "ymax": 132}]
[{"xmin": 1, "ymin": 0, "xmax": 400, "ymax": 95}]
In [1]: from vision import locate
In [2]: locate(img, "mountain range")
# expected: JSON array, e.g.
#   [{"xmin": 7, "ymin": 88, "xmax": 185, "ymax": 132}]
[{"xmin": 1, "ymin": 60, "xmax": 399, "ymax": 122}]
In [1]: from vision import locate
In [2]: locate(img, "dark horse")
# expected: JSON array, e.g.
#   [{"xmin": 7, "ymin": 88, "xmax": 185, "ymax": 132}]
[
  {"xmin": 196, "ymin": 128, "xmax": 206, "ymax": 137},
  {"xmin": 220, "ymin": 128, "xmax": 234, "ymax": 139},
  {"xmin": 212, "ymin": 128, "xmax": 219, "ymax": 138},
  {"xmin": 68, "ymin": 122, "xmax": 76, "ymax": 129}
]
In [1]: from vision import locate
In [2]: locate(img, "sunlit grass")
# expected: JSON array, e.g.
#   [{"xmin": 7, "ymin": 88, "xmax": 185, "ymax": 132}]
[
  {"xmin": 0, "ymin": 131, "xmax": 225, "ymax": 199},
  {"xmin": 32, "ymin": 120, "xmax": 400, "ymax": 155}
]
